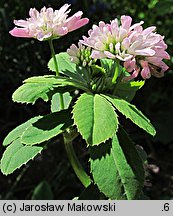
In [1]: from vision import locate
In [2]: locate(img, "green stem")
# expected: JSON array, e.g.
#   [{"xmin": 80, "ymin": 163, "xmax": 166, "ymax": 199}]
[
  {"xmin": 112, "ymin": 59, "xmax": 120, "ymax": 84},
  {"xmin": 48, "ymin": 39, "xmax": 64, "ymax": 110},
  {"xmin": 113, "ymin": 73, "xmax": 124, "ymax": 95},
  {"xmin": 112, "ymin": 60, "xmax": 125, "ymax": 95},
  {"xmin": 63, "ymin": 131, "xmax": 91, "ymax": 188},
  {"xmin": 49, "ymin": 40, "xmax": 91, "ymax": 188}
]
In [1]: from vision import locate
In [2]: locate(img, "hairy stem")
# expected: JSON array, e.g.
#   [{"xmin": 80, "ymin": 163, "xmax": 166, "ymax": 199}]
[
  {"xmin": 63, "ymin": 130, "xmax": 92, "ymax": 188},
  {"xmin": 48, "ymin": 39, "xmax": 64, "ymax": 110}
]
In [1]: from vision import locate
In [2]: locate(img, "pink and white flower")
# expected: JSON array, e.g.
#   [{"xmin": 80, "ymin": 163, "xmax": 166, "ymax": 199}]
[
  {"xmin": 81, "ymin": 15, "xmax": 170, "ymax": 80},
  {"xmin": 123, "ymin": 25, "xmax": 170, "ymax": 80},
  {"xmin": 80, "ymin": 16, "xmax": 144, "ymax": 61},
  {"xmin": 67, "ymin": 42, "xmax": 96, "ymax": 67},
  {"xmin": 9, "ymin": 4, "xmax": 89, "ymax": 41}
]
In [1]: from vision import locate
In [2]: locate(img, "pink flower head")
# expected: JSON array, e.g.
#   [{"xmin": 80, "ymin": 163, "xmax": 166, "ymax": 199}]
[
  {"xmin": 81, "ymin": 15, "xmax": 170, "ymax": 80},
  {"xmin": 9, "ymin": 4, "xmax": 89, "ymax": 41},
  {"xmin": 123, "ymin": 28, "xmax": 170, "ymax": 80},
  {"xmin": 67, "ymin": 42, "xmax": 96, "ymax": 67},
  {"xmin": 80, "ymin": 15, "xmax": 144, "ymax": 61}
]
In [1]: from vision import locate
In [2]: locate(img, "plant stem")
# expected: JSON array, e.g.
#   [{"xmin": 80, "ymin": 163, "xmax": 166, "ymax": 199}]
[
  {"xmin": 49, "ymin": 40, "xmax": 91, "ymax": 188},
  {"xmin": 48, "ymin": 39, "xmax": 64, "ymax": 110},
  {"xmin": 112, "ymin": 60, "xmax": 124, "ymax": 95},
  {"xmin": 63, "ymin": 130, "xmax": 91, "ymax": 188},
  {"xmin": 112, "ymin": 59, "xmax": 119, "ymax": 84}
]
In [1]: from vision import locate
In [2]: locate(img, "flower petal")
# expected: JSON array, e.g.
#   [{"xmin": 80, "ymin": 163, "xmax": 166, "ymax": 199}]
[
  {"xmin": 135, "ymin": 48, "xmax": 155, "ymax": 56},
  {"xmin": 141, "ymin": 66, "xmax": 151, "ymax": 79},
  {"xmin": 9, "ymin": 27, "xmax": 31, "ymax": 38},
  {"xmin": 123, "ymin": 67, "xmax": 140, "ymax": 82},
  {"xmin": 124, "ymin": 59, "xmax": 136, "ymax": 72},
  {"xmin": 142, "ymin": 26, "xmax": 156, "ymax": 36},
  {"xmin": 91, "ymin": 50, "xmax": 107, "ymax": 59},
  {"xmin": 104, "ymin": 51, "xmax": 116, "ymax": 59},
  {"xmin": 121, "ymin": 15, "xmax": 132, "ymax": 30}
]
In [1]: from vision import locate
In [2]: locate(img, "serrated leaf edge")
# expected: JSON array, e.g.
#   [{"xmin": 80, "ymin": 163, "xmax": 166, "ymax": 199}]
[
  {"xmin": 1, "ymin": 144, "xmax": 43, "ymax": 175},
  {"xmin": 3, "ymin": 116, "xmax": 42, "ymax": 146},
  {"xmin": 12, "ymin": 85, "xmax": 55, "ymax": 105},
  {"xmin": 72, "ymin": 94, "xmax": 119, "ymax": 146},
  {"xmin": 21, "ymin": 112, "xmax": 73, "ymax": 145},
  {"xmin": 89, "ymin": 143, "xmax": 126, "ymax": 200},
  {"xmin": 102, "ymin": 94, "xmax": 156, "ymax": 136}
]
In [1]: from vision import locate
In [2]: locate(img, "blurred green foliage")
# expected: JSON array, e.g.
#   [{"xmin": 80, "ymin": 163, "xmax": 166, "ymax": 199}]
[{"xmin": 0, "ymin": 0, "xmax": 173, "ymax": 199}]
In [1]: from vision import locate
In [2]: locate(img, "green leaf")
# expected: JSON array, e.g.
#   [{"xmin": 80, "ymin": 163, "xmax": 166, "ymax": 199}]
[
  {"xmin": 13, "ymin": 75, "xmax": 59, "ymax": 104},
  {"xmin": 115, "ymin": 128, "xmax": 145, "ymax": 199},
  {"xmin": 103, "ymin": 95, "xmax": 156, "ymax": 136},
  {"xmin": 100, "ymin": 58, "xmax": 116, "ymax": 76},
  {"xmin": 48, "ymin": 52, "xmax": 87, "ymax": 83},
  {"xmin": 21, "ymin": 109, "xmax": 73, "ymax": 145},
  {"xmin": 48, "ymin": 52, "xmax": 76, "ymax": 74},
  {"xmin": 115, "ymin": 81, "xmax": 145, "ymax": 102},
  {"xmin": 90, "ymin": 65, "xmax": 106, "ymax": 77},
  {"xmin": 1, "ymin": 139, "xmax": 43, "ymax": 175},
  {"xmin": 90, "ymin": 140, "xmax": 125, "ymax": 200},
  {"xmin": 90, "ymin": 128, "xmax": 144, "ymax": 200},
  {"xmin": 25, "ymin": 75, "xmax": 88, "ymax": 91},
  {"xmin": 31, "ymin": 181, "xmax": 53, "ymax": 200},
  {"xmin": 13, "ymin": 75, "xmax": 88, "ymax": 104},
  {"xmin": 12, "ymin": 83, "xmax": 54, "ymax": 104},
  {"xmin": 3, "ymin": 116, "xmax": 42, "ymax": 146},
  {"xmin": 24, "ymin": 75, "xmax": 59, "ymax": 84},
  {"xmin": 73, "ymin": 93, "xmax": 118, "ymax": 145},
  {"xmin": 24, "ymin": 75, "xmax": 76, "ymax": 93},
  {"xmin": 51, "ymin": 92, "xmax": 72, "ymax": 113},
  {"xmin": 136, "ymin": 145, "xmax": 148, "ymax": 163}
]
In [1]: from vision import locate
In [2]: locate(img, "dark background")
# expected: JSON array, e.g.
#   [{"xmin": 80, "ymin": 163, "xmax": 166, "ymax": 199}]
[{"xmin": 0, "ymin": 0, "xmax": 173, "ymax": 199}]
